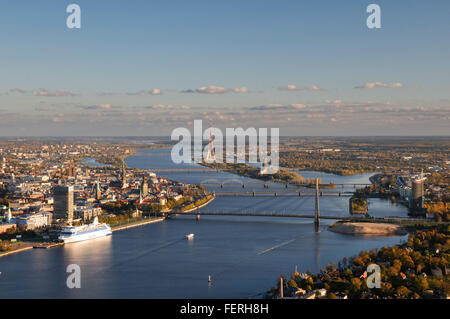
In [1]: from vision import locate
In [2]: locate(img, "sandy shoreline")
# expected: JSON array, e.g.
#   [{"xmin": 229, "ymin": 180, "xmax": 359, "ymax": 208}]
[{"xmin": 329, "ymin": 222, "xmax": 407, "ymax": 236}]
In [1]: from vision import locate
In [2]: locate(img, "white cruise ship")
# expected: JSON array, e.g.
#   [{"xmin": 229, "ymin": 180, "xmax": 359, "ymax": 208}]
[{"xmin": 58, "ymin": 217, "xmax": 112, "ymax": 244}]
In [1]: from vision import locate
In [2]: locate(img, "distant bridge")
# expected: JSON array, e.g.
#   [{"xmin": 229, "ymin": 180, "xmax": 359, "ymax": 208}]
[
  {"xmin": 166, "ymin": 211, "xmax": 347, "ymax": 220},
  {"xmin": 173, "ymin": 179, "xmax": 326, "ymax": 231},
  {"xmin": 214, "ymin": 190, "xmax": 354, "ymax": 197},
  {"xmin": 165, "ymin": 178, "xmax": 434, "ymax": 231},
  {"xmin": 199, "ymin": 181, "xmax": 371, "ymax": 188},
  {"xmin": 151, "ymin": 168, "xmax": 221, "ymax": 172}
]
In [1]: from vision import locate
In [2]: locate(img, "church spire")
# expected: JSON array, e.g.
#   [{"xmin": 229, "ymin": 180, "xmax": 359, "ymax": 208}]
[
  {"xmin": 121, "ymin": 158, "xmax": 127, "ymax": 189},
  {"xmin": 205, "ymin": 120, "xmax": 216, "ymax": 162},
  {"xmin": 7, "ymin": 207, "xmax": 12, "ymax": 223}
]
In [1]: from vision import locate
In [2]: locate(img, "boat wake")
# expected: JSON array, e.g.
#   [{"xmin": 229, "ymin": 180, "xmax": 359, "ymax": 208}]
[{"xmin": 257, "ymin": 239, "xmax": 296, "ymax": 255}]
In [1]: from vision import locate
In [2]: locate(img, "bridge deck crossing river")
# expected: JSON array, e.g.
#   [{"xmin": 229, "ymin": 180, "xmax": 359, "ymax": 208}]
[
  {"xmin": 164, "ymin": 211, "xmax": 436, "ymax": 225},
  {"xmin": 214, "ymin": 190, "xmax": 354, "ymax": 197},
  {"xmin": 147, "ymin": 166, "xmax": 430, "ymax": 229}
]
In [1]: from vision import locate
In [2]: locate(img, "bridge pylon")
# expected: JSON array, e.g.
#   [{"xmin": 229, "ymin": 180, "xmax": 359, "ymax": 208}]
[{"xmin": 314, "ymin": 178, "xmax": 320, "ymax": 232}]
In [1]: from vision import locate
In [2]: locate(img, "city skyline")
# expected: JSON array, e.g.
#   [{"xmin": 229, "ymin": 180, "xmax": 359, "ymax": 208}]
[{"xmin": 1, "ymin": 0, "xmax": 449, "ymax": 136}]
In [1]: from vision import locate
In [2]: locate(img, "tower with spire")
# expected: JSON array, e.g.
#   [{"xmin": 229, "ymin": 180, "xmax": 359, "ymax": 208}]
[
  {"xmin": 121, "ymin": 158, "xmax": 127, "ymax": 189},
  {"xmin": 95, "ymin": 181, "xmax": 101, "ymax": 200},
  {"xmin": 6, "ymin": 207, "xmax": 12, "ymax": 223},
  {"xmin": 141, "ymin": 175, "xmax": 148, "ymax": 197},
  {"xmin": 205, "ymin": 121, "xmax": 216, "ymax": 162}
]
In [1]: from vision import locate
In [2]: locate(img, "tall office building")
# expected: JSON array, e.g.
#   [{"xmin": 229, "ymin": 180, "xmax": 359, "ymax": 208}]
[
  {"xmin": 411, "ymin": 179, "xmax": 424, "ymax": 211},
  {"xmin": 68, "ymin": 165, "xmax": 76, "ymax": 177},
  {"xmin": 53, "ymin": 185, "xmax": 74, "ymax": 222},
  {"xmin": 95, "ymin": 181, "xmax": 102, "ymax": 200}
]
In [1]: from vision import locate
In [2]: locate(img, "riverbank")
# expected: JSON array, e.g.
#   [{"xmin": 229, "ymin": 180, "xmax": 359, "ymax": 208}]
[
  {"xmin": 181, "ymin": 194, "xmax": 215, "ymax": 213},
  {"xmin": 329, "ymin": 222, "xmax": 407, "ymax": 236},
  {"xmin": 111, "ymin": 217, "xmax": 165, "ymax": 232},
  {"xmin": 0, "ymin": 244, "xmax": 34, "ymax": 258},
  {"xmin": 0, "ymin": 241, "xmax": 65, "ymax": 258}
]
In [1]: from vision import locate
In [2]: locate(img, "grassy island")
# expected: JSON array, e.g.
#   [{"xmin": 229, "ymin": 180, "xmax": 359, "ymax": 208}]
[{"xmin": 202, "ymin": 162, "xmax": 336, "ymax": 188}]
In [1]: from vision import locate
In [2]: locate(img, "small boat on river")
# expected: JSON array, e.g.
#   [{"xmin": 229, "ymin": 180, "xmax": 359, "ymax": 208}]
[{"xmin": 185, "ymin": 233, "xmax": 194, "ymax": 240}]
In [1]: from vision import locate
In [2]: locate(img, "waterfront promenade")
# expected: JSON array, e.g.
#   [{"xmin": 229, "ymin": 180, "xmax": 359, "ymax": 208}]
[{"xmin": 112, "ymin": 217, "xmax": 165, "ymax": 232}]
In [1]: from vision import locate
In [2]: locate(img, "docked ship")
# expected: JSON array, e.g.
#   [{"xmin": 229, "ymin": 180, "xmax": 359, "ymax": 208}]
[{"xmin": 58, "ymin": 217, "xmax": 112, "ymax": 243}]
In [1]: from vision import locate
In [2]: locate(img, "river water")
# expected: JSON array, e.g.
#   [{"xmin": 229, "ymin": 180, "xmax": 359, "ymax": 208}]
[{"xmin": 0, "ymin": 148, "xmax": 409, "ymax": 298}]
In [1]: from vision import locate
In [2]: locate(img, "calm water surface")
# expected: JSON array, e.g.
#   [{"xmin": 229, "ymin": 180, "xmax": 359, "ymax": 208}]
[{"xmin": 0, "ymin": 148, "xmax": 409, "ymax": 298}]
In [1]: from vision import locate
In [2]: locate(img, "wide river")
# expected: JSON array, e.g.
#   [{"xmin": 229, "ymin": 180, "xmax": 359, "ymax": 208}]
[{"xmin": 0, "ymin": 149, "xmax": 409, "ymax": 298}]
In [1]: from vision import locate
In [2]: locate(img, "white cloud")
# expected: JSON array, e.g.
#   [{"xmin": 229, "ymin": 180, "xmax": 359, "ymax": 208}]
[
  {"xmin": 325, "ymin": 99, "xmax": 343, "ymax": 105},
  {"xmin": 279, "ymin": 84, "xmax": 302, "ymax": 91},
  {"xmin": 146, "ymin": 104, "xmax": 190, "ymax": 110},
  {"xmin": 51, "ymin": 114, "xmax": 73, "ymax": 123},
  {"xmin": 181, "ymin": 86, "xmax": 249, "ymax": 94},
  {"xmin": 149, "ymin": 88, "xmax": 161, "ymax": 95},
  {"xmin": 196, "ymin": 86, "xmax": 228, "ymax": 94},
  {"xmin": 127, "ymin": 88, "xmax": 162, "ymax": 96},
  {"xmin": 355, "ymin": 82, "xmax": 404, "ymax": 89},
  {"xmin": 80, "ymin": 103, "xmax": 116, "ymax": 110},
  {"xmin": 250, "ymin": 103, "xmax": 306, "ymax": 111},
  {"xmin": 306, "ymin": 85, "xmax": 322, "ymax": 91},
  {"xmin": 97, "ymin": 103, "xmax": 112, "ymax": 109},
  {"xmin": 279, "ymin": 84, "xmax": 323, "ymax": 91},
  {"xmin": 290, "ymin": 104, "xmax": 306, "ymax": 109},
  {"xmin": 233, "ymin": 87, "xmax": 249, "ymax": 93},
  {"xmin": 32, "ymin": 88, "xmax": 78, "ymax": 97}
]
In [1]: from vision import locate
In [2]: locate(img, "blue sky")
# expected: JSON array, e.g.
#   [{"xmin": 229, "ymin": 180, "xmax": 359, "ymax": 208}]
[{"xmin": 0, "ymin": 0, "xmax": 449, "ymax": 136}]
